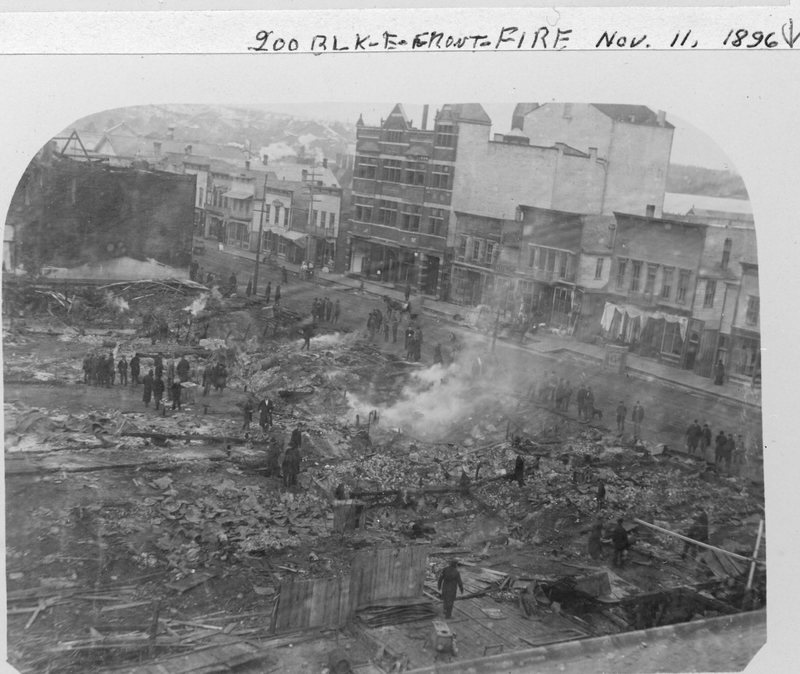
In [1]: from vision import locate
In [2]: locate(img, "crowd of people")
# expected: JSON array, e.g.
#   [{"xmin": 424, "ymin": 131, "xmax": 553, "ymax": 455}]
[{"xmin": 685, "ymin": 419, "xmax": 747, "ymax": 476}]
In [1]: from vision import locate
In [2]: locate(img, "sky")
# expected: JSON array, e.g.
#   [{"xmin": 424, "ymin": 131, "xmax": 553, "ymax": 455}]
[{"xmin": 254, "ymin": 101, "xmax": 735, "ymax": 172}]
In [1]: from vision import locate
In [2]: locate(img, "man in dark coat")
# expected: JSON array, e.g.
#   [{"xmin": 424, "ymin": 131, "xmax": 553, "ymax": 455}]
[
  {"xmin": 437, "ymin": 560, "xmax": 464, "ymax": 619},
  {"xmin": 616, "ymin": 401, "xmax": 627, "ymax": 433},
  {"xmin": 334, "ymin": 299, "xmax": 341, "ymax": 324},
  {"xmin": 612, "ymin": 518, "xmax": 630, "ymax": 567},
  {"xmin": 576, "ymin": 385, "xmax": 586, "ymax": 420},
  {"xmin": 282, "ymin": 445, "xmax": 301, "ymax": 488},
  {"xmin": 714, "ymin": 430, "xmax": 727, "ymax": 467},
  {"xmin": 154, "ymin": 355, "xmax": 164, "ymax": 381},
  {"xmin": 514, "ymin": 454, "xmax": 525, "ymax": 487},
  {"xmin": 699, "ymin": 423, "xmax": 712, "ymax": 457},
  {"xmin": 241, "ymin": 396, "xmax": 255, "ymax": 432},
  {"xmin": 266, "ymin": 436, "xmax": 282, "ymax": 477},
  {"xmin": 117, "ymin": 355, "xmax": 128, "ymax": 386},
  {"xmin": 281, "ymin": 266, "xmax": 288, "ymax": 284},
  {"xmin": 682, "ymin": 510, "xmax": 709, "ymax": 559},
  {"xmin": 714, "ymin": 359, "xmax": 725, "ymax": 385},
  {"xmin": 130, "ymin": 354, "xmax": 141, "ymax": 386},
  {"xmin": 300, "ymin": 323, "xmax": 314, "ymax": 351},
  {"xmin": 176, "ymin": 356, "xmax": 190, "ymax": 383},
  {"xmin": 153, "ymin": 374, "xmax": 165, "ymax": 410},
  {"xmin": 686, "ymin": 420, "xmax": 701, "ymax": 455},
  {"xmin": 275, "ymin": 284, "xmax": 281, "ymax": 303},
  {"xmin": 596, "ymin": 479, "xmax": 606, "ymax": 510},
  {"xmin": 228, "ymin": 272, "xmax": 238, "ymax": 295},
  {"xmin": 171, "ymin": 380, "xmax": 182, "ymax": 410},
  {"xmin": 106, "ymin": 353, "xmax": 116, "ymax": 386},
  {"xmin": 584, "ymin": 387, "xmax": 595, "ymax": 421},
  {"xmin": 632, "ymin": 401, "xmax": 645, "ymax": 438},
  {"xmin": 142, "ymin": 369, "xmax": 154, "ymax": 407},
  {"xmin": 259, "ymin": 398, "xmax": 274, "ymax": 431},
  {"xmin": 289, "ymin": 426, "xmax": 303, "ymax": 451}
]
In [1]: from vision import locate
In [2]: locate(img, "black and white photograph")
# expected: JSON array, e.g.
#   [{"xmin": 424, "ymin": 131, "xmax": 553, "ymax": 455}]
[{"xmin": 2, "ymin": 5, "xmax": 794, "ymax": 674}]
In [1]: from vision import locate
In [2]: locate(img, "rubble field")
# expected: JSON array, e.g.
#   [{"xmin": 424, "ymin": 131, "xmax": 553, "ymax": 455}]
[{"xmin": 4, "ymin": 278, "xmax": 765, "ymax": 673}]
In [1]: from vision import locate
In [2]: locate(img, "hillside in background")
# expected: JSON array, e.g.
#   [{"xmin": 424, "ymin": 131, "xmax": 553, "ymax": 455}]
[
  {"xmin": 667, "ymin": 164, "xmax": 748, "ymax": 199},
  {"xmin": 74, "ymin": 104, "xmax": 356, "ymax": 165}
]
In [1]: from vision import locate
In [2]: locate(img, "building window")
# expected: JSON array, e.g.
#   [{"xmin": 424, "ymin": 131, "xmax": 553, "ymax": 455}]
[
  {"xmin": 311, "ymin": 209, "xmax": 319, "ymax": 227},
  {"xmin": 328, "ymin": 212, "xmax": 336, "ymax": 230},
  {"xmin": 198, "ymin": 188, "xmax": 204, "ymax": 207},
  {"xmin": 378, "ymin": 200, "xmax": 397, "ymax": 227},
  {"xmin": 703, "ymin": 279, "xmax": 717, "ymax": 308},
  {"xmin": 645, "ymin": 264, "xmax": 657, "ymax": 294},
  {"xmin": 457, "ymin": 235, "xmax": 468, "ymax": 259},
  {"xmin": 528, "ymin": 246, "xmax": 536, "ymax": 268},
  {"xmin": 677, "ymin": 269, "xmax": 691, "ymax": 303},
  {"xmin": 616, "ymin": 259, "xmax": 627, "ymax": 290},
  {"xmin": 430, "ymin": 164, "xmax": 452, "ymax": 189},
  {"xmin": 537, "ymin": 248, "xmax": 547, "ymax": 271},
  {"xmin": 558, "ymin": 252, "xmax": 568, "ymax": 279},
  {"xmin": 429, "ymin": 208, "xmax": 445, "ymax": 236},
  {"xmin": 381, "ymin": 159, "xmax": 403, "ymax": 183},
  {"xmin": 661, "ymin": 267, "xmax": 673, "ymax": 299},
  {"xmin": 404, "ymin": 161, "xmax": 426, "ymax": 186},
  {"xmin": 546, "ymin": 250, "xmax": 556, "ymax": 274},
  {"xmin": 594, "ymin": 257, "xmax": 604, "ymax": 280},
  {"xmin": 278, "ymin": 238, "xmax": 286, "ymax": 256},
  {"xmin": 356, "ymin": 155, "xmax": 378, "ymax": 179},
  {"xmin": 400, "ymin": 204, "xmax": 421, "ymax": 231},
  {"xmin": 485, "ymin": 242, "xmax": 496, "ymax": 265},
  {"xmin": 472, "ymin": 239, "xmax": 482, "ymax": 262},
  {"xmin": 385, "ymin": 130, "xmax": 404, "ymax": 143},
  {"xmin": 746, "ymin": 295, "xmax": 760, "ymax": 325},
  {"xmin": 263, "ymin": 204, "xmax": 271, "ymax": 222},
  {"xmin": 721, "ymin": 238, "xmax": 732, "ymax": 270},
  {"xmin": 434, "ymin": 124, "xmax": 457, "ymax": 148},
  {"xmin": 630, "ymin": 260, "xmax": 642, "ymax": 292},
  {"xmin": 354, "ymin": 199, "xmax": 373, "ymax": 222}
]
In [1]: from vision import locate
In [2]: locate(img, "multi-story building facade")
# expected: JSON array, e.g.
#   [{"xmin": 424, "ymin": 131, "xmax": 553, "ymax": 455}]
[
  {"xmin": 348, "ymin": 103, "xmax": 483, "ymax": 297},
  {"xmin": 729, "ymin": 263, "xmax": 760, "ymax": 386}
]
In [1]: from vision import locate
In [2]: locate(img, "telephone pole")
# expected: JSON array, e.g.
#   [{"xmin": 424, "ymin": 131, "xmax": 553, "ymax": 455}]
[{"xmin": 252, "ymin": 171, "xmax": 268, "ymax": 292}]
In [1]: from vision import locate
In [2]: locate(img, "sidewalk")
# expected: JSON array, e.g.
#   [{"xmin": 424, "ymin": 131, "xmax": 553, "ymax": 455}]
[{"xmin": 207, "ymin": 241, "xmax": 761, "ymax": 410}]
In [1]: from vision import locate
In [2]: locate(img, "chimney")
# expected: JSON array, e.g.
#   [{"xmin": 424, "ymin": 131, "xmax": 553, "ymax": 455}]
[
  {"xmin": 656, "ymin": 110, "xmax": 666, "ymax": 127},
  {"xmin": 153, "ymin": 141, "xmax": 162, "ymax": 156},
  {"xmin": 167, "ymin": 126, "xmax": 175, "ymax": 140},
  {"xmin": 421, "ymin": 104, "xmax": 429, "ymax": 131},
  {"xmin": 646, "ymin": 204, "xmax": 656, "ymax": 217},
  {"xmin": 322, "ymin": 157, "xmax": 328, "ymax": 169},
  {"xmin": 588, "ymin": 147, "xmax": 597, "ymax": 160}
]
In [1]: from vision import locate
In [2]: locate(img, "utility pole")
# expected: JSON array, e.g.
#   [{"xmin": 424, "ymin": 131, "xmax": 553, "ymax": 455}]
[{"xmin": 252, "ymin": 171, "xmax": 268, "ymax": 293}]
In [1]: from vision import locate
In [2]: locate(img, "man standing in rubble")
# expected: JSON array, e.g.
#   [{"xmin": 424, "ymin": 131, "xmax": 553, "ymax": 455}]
[
  {"xmin": 153, "ymin": 372, "xmax": 165, "ymax": 411},
  {"xmin": 171, "ymin": 379, "xmax": 182, "ymax": 410},
  {"xmin": 241, "ymin": 396, "xmax": 255, "ymax": 432},
  {"xmin": 437, "ymin": 560, "xmax": 464, "ymax": 620},
  {"xmin": 686, "ymin": 419, "xmax": 702, "ymax": 456},
  {"xmin": 166, "ymin": 358, "xmax": 175, "ymax": 402},
  {"xmin": 616, "ymin": 401, "xmax": 627, "ymax": 433},
  {"xmin": 699, "ymin": 422, "xmax": 712, "ymax": 459},
  {"xmin": 632, "ymin": 401, "xmax": 645, "ymax": 439},
  {"xmin": 117, "ymin": 354, "xmax": 128, "ymax": 386},
  {"xmin": 513, "ymin": 454, "xmax": 525, "ymax": 487},
  {"xmin": 142, "ymin": 369, "xmax": 154, "ymax": 408},
  {"xmin": 612, "ymin": 518, "xmax": 630, "ymax": 567},
  {"xmin": 682, "ymin": 510, "xmax": 709, "ymax": 559},
  {"xmin": 176, "ymin": 355, "xmax": 190, "ymax": 383},
  {"xmin": 259, "ymin": 397, "xmax": 274, "ymax": 431},
  {"xmin": 282, "ymin": 444, "xmax": 301, "ymax": 488},
  {"xmin": 130, "ymin": 354, "xmax": 141, "ymax": 386}
]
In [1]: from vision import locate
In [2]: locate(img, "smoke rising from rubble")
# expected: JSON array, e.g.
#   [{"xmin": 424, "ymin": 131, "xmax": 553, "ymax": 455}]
[
  {"xmin": 185, "ymin": 293, "xmax": 209, "ymax": 316},
  {"xmin": 104, "ymin": 292, "xmax": 129, "ymax": 313},
  {"xmin": 347, "ymin": 335, "xmax": 537, "ymax": 441}
]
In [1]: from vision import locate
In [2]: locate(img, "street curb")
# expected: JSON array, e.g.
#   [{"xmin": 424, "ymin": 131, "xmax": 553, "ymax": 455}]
[{"xmin": 404, "ymin": 609, "xmax": 766, "ymax": 673}]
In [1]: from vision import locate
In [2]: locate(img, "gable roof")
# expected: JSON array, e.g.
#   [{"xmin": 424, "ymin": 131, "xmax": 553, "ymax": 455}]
[
  {"xmin": 439, "ymin": 103, "xmax": 492, "ymax": 126},
  {"xmin": 384, "ymin": 103, "xmax": 411, "ymax": 130},
  {"xmin": 591, "ymin": 104, "xmax": 674, "ymax": 129}
]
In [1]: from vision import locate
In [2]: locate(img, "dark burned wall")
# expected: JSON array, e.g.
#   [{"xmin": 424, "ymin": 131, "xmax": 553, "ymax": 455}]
[{"xmin": 14, "ymin": 157, "xmax": 194, "ymax": 270}]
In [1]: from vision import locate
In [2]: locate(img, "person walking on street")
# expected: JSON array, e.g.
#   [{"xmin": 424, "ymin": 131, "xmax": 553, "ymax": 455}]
[
  {"xmin": 130, "ymin": 354, "xmax": 141, "ymax": 386},
  {"xmin": 153, "ymin": 375, "xmax": 165, "ymax": 411},
  {"xmin": 686, "ymin": 420, "xmax": 701, "ymax": 456},
  {"xmin": 142, "ymin": 369, "xmax": 154, "ymax": 408},
  {"xmin": 117, "ymin": 355, "xmax": 128, "ymax": 386},
  {"xmin": 616, "ymin": 401, "xmax": 627, "ymax": 433},
  {"xmin": 612, "ymin": 518, "xmax": 630, "ymax": 567},
  {"xmin": 632, "ymin": 401, "xmax": 645, "ymax": 439},
  {"xmin": 437, "ymin": 560, "xmax": 464, "ymax": 619}
]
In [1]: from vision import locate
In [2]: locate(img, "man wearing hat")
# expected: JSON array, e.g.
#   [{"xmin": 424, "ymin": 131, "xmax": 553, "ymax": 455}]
[{"xmin": 437, "ymin": 560, "xmax": 464, "ymax": 619}]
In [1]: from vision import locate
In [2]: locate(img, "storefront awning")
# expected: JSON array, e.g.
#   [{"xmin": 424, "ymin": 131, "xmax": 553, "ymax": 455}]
[
  {"xmin": 601, "ymin": 301, "xmax": 688, "ymax": 340},
  {"xmin": 349, "ymin": 233, "xmax": 444, "ymax": 257},
  {"xmin": 267, "ymin": 228, "xmax": 307, "ymax": 245},
  {"xmin": 224, "ymin": 190, "xmax": 253, "ymax": 200}
]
